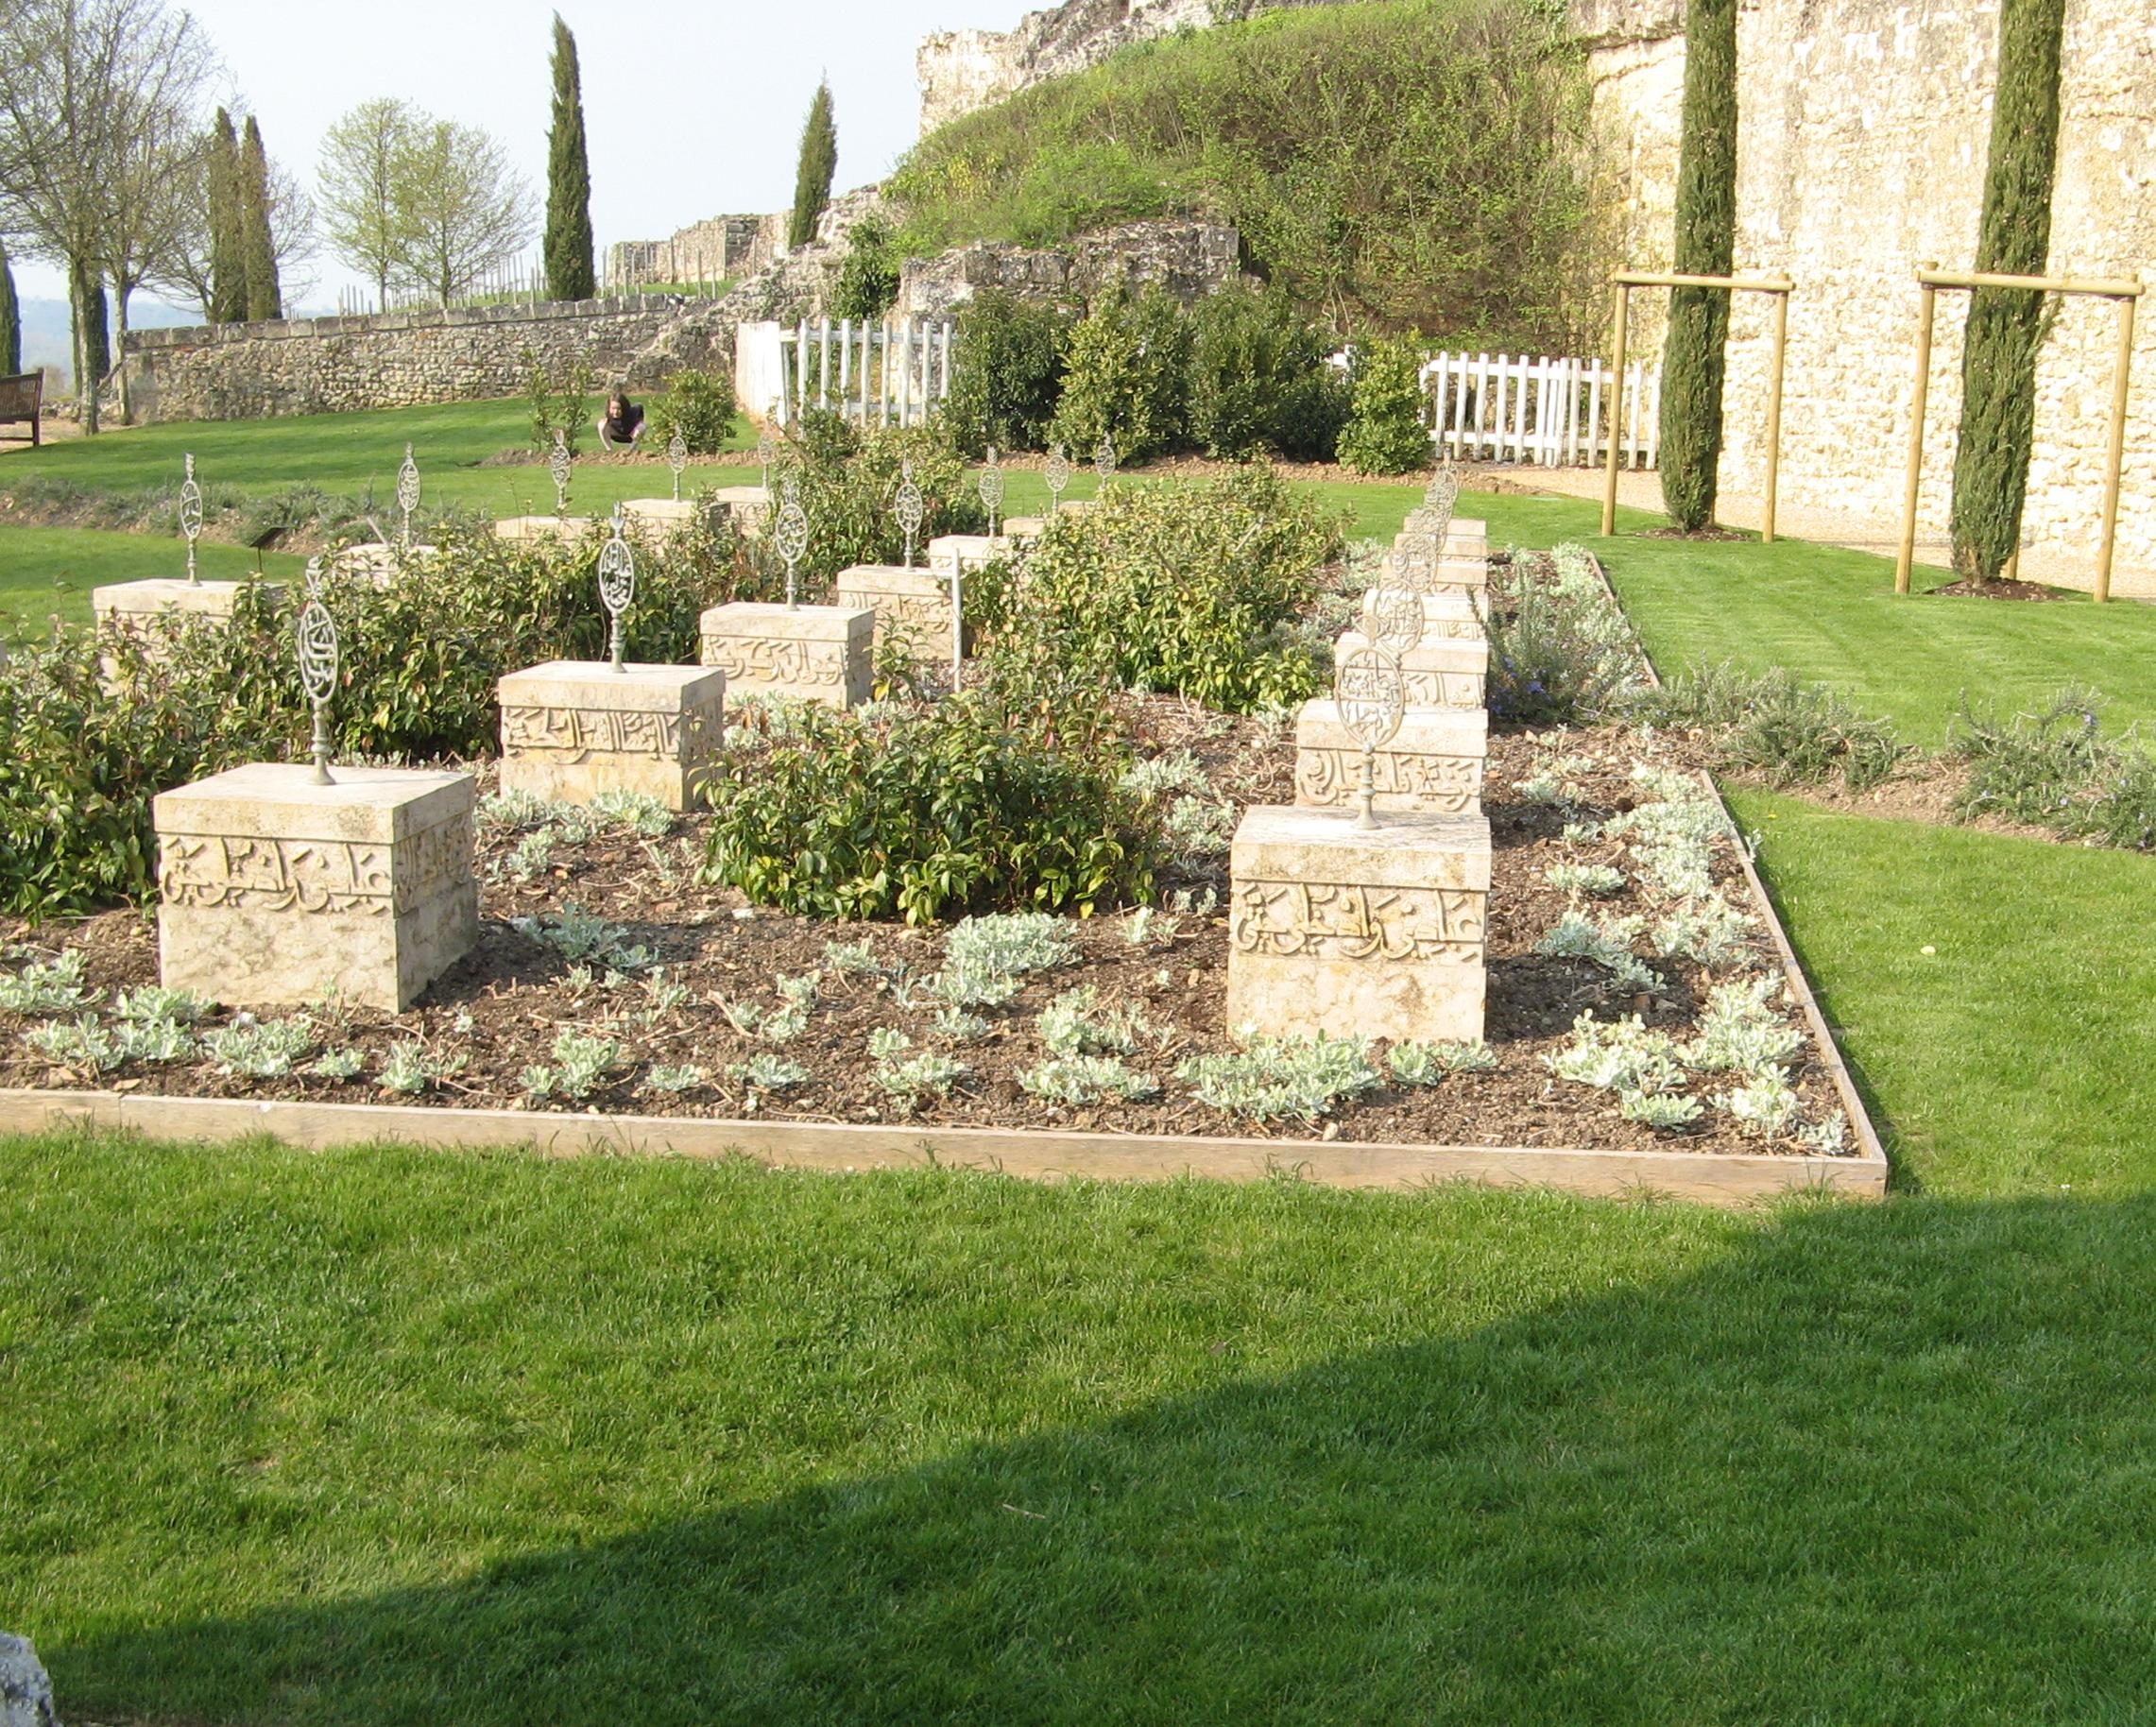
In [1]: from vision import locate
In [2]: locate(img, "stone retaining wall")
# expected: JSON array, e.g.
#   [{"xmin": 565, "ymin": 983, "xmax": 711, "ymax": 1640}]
[
  {"xmin": 117, "ymin": 297, "xmax": 714, "ymax": 424},
  {"xmin": 898, "ymin": 220, "xmax": 1246, "ymax": 316}
]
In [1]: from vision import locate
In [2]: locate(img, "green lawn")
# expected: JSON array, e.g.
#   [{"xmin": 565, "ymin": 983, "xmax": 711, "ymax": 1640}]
[
  {"xmin": 11, "ymin": 1137, "xmax": 2156, "ymax": 1724},
  {"xmin": 10, "ymin": 417, "xmax": 2156, "ymax": 1719},
  {"xmin": 0, "ymin": 526, "xmax": 303, "ymax": 629}
]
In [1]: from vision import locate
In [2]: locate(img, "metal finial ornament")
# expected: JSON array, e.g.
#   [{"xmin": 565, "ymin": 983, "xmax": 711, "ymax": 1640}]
[
  {"xmin": 977, "ymin": 447, "xmax": 1004, "ymax": 539},
  {"xmin": 895, "ymin": 459, "xmax": 926, "ymax": 569},
  {"xmin": 775, "ymin": 479, "xmax": 810, "ymax": 610},
  {"xmin": 667, "ymin": 427, "xmax": 689, "ymax": 502},
  {"xmin": 550, "ymin": 431, "xmax": 573, "ymax": 515},
  {"xmin": 1336, "ymin": 646, "xmax": 1406, "ymax": 831},
  {"xmin": 948, "ymin": 548, "xmax": 964, "ymax": 694},
  {"xmin": 1093, "ymin": 435, "xmax": 1117, "ymax": 484},
  {"xmin": 179, "ymin": 453, "xmax": 204, "ymax": 584},
  {"xmin": 297, "ymin": 560, "xmax": 340, "ymax": 787},
  {"xmin": 1423, "ymin": 457, "xmax": 1461, "ymax": 545},
  {"xmin": 396, "ymin": 443, "xmax": 420, "ymax": 550},
  {"xmin": 1394, "ymin": 535, "xmax": 1436, "ymax": 595},
  {"xmin": 599, "ymin": 507, "xmax": 638, "ymax": 674},
  {"xmin": 1369, "ymin": 583, "xmax": 1426, "ymax": 657},
  {"xmin": 757, "ymin": 425, "xmax": 778, "ymax": 494},
  {"xmin": 1045, "ymin": 443, "xmax": 1071, "ymax": 514}
]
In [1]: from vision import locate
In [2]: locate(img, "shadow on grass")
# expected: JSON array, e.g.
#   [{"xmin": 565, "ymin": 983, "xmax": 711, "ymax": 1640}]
[{"xmin": 54, "ymin": 1192, "xmax": 2156, "ymax": 1725}]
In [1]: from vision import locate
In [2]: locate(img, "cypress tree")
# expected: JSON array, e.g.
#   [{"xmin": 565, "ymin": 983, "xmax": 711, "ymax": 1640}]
[
  {"xmin": 0, "ymin": 237, "xmax": 19, "ymax": 377},
  {"xmin": 787, "ymin": 81, "xmax": 838, "ymax": 251},
  {"xmin": 544, "ymin": 14, "xmax": 596, "ymax": 300},
  {"xmin": 239, "ymin": 116, "xmax": 282, "ymax": 321},
  {"xmin": 1655, "ymin": 0, "xmax": 1738, "ymax": 532},
  {"xmin": 1949, "ymin": 0, "xmax": 2066, "ymax": 582},
  {"xmin": 208, "ymin": 109, "xmax": 248, "ymax": 324}
]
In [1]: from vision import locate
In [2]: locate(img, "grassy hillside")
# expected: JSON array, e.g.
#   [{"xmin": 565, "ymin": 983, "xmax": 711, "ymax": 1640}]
[{"xmin": 889, "ymin": 0, "xmax": 1594, "ymax": 347}]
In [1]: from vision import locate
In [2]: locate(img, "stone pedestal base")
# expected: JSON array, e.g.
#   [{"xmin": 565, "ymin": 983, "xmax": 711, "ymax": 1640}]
[
  {"xmin": 153, "ymin": 762, "xmax": 478, "ymax": 1014},
  {"xmin": 1227, "ymin": 804, "xmax": 1490, "ymax": 1046},
  {"xmin": 1294, "ymin": 702, "xmax": 1487, "ymax": 816},
  {"xmin": 328, "ymin": 543, "xmax": 439, "ymax": 588},
  {"xmin": 94, "ymin": 579, "xmax": 283, "ymax": 672},
  {"xmin": 495, "ymin": 516, "xmax": 596, "ymax": 545},
  {"xmin": 698, "ymin": 602, "xmax": 874, "ymax": 708},
  {"xmin": 1360, "ymin": 589, "xmax": 1486, "ymax": 641},
  {"xmin": 497, "ymin": 660, "xmax": 727, "ymax": 811},
  {"xmin": 926, "ymin": 533, "xmax": 1016, "ymax": 573},
  {"xmin": 832, "ymin": 564, "xmax": 968, "ymax": 662},
  {"xmin": 1002, "ymin": 516, "xmax": 1049, "ymax": 540},
  {"xmin": 1333, "ymin": 631, "xmax": 1488, "ymax": 710},
  {"xmin": 708, "ymin": 486, "xmax": 771, "ymax": 532},
  {"xmin": 619, "ymin": 499, "xmax": 710, "ymax": 537}
]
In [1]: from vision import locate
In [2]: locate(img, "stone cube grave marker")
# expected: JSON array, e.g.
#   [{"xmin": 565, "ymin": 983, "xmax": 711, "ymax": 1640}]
[
  {"xmin": 153, "ymin": 556, "xmax": 478, "ymax": 1013},
  {"xmin": 94, "ymin": 452, "xmax": 285, "ymax": 662},
  {"xmin": 499, "ymin": 510, "xmax": 727, "ymax": 811},
  {"xmin": 698, "ymin": 477, "xmax": 874, "ymax": 709}
]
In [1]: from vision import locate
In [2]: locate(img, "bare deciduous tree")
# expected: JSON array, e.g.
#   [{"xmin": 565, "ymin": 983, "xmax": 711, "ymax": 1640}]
[
  {"xmin": 0, "ymin": 0, "xmax": 218, "ymax": 430},
  {"xmin": 317, "ymin": 98, "xmax": 420, "ymax": 310},
  {"xmin": 391, "ymin": 117, "xmax": 531, "ymax": 307}
]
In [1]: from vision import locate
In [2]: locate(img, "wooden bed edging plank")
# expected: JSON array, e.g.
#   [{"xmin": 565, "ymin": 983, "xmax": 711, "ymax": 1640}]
[{"xmin": 0, "ymin": 1087, "xmax": 1883, "ymax": 1204}]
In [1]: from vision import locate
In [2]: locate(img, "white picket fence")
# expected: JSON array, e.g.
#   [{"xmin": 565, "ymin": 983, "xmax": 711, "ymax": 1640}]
[
  {"xmin": 1423, "ymin": 351, "xmax": 1664, "ymax": 470},
  {"xmin": 737, "ymin": 316, "xmax": 956, "ymax": 429}
]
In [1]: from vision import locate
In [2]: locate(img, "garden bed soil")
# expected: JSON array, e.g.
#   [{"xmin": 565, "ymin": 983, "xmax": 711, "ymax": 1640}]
[
  {"xmin": 0, "ymin": 717, "xmax": 1856, "ymax": 1160},
  {"xmin": 1930, "ymin": 576, "xmax": 2067, "ymax": 603}
]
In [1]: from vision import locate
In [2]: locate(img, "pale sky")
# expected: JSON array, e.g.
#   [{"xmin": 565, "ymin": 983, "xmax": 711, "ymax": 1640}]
[{"xmin": 14, "ymin": 0, "xmax": 1035, "ymax": 305}]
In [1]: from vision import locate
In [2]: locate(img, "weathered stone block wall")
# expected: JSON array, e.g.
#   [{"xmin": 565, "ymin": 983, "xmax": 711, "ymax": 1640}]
[
  {"xmin": 605, "ymin": 214, "xmax": 784, "ymax": 290},
  {"xmin": 118, "ymin": 298, "xmax": 714, "ymax": 424},
  {"xmin": 1584, "ymin": 0, "xmax": 2156, "ymax": 573},
  {"xmin": 898, "ymin": 220, "xmax": 1247, "ymax": 316}
]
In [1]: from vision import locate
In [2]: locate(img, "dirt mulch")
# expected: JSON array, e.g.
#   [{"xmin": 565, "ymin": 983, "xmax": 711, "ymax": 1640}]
[
  {"xmin": 0, "ymin": 711, "xmax": 1851, "ymax": 1157},
  {"xmin": 1930, "ymin": 577, "xmax": 2067, "ymax": 603}
]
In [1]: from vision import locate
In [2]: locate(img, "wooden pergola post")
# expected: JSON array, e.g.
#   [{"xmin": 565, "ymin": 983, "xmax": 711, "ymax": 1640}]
[
  {"xmin": 1895, "ymin": 267, "xmax": 2143, "ymax": 601},
  {"xmin": 1600, "ymin": 270, "xmax": 1797, "ymax": 542}
]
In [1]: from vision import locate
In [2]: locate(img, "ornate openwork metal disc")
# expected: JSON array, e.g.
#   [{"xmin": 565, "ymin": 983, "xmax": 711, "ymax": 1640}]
[
  {"xmin": 775, "ymin": 481, "xmax": 811, "ymax": 567},
  {"xmin": 895, "ymin": 461, "xmax": 926, "ymax": 539},
  {"xmin": 1045, "ymin": 444, "xmax": 1071, "ymax": 499},
  {"xmin": 549, "ymin": 432, "xmax": 573, "ymax": 505},
  {"xmin": 396, "ymin": 444, "xmax": 420, "ymax": 518},
  {"xmin": 1393, "ymin": 537, "xmax": 1435, "ymax": 593},
  {"xmin": 668, "ymin": 429, "xmax": 689, "ymax": 477},
  {"xmin": 298, "ymin": 597, "xmax": 339, "ymax": 705},
  {"xmin": 977, "ymin": 455, "xmax": 1004, "ymax": 516},
  {"xmin": 599, "ymin": 519, "xmax": 637, "ymax": 619},
  {"xmin": 1369, "ymin": 584, "xmax": 1425, "ymax": 657},
  {"xmin": 1423, "ymin": 460, "xmax": 1461, "ymax": 540},
  {"xmin": 179, "ymin": 454, "xmax": 204, "ymax": 543},
  {"xmin": 1093, "ymin": 436, "xmax": 1117, "ymax": 480},
  {"xmin": 1336, "ymin": 646, "xmax": 1405, "ymax": 754}
]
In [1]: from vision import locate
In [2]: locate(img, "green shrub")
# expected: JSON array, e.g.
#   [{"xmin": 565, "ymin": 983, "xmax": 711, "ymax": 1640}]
[
  {"xmin": 646, "ymin": 368, "xmax": 738, "ymax": 455},
  {"xmin": 1011, "ymin": 465, "xmax": 1342, "ymax": 712},
  {"xmin": 944, "ymin": 289, "xmax": 1072, "ymax": 457},
  {"xmin": 1482, "ymin": 544, "xmax": 1646, "ymax": 725},
  {"xmin": 522, "ymin": 348, "xmax": 595, "ymax": 455},
  {"xmin": 702, "ymin": 693, "xmax": 1157, "ymax": 924},
  {"xmin": 769, "ymin": 417, "xmax": 984, "ymax": 580},
  {"xmin": 831, "ymin": 214, "xmax": 902, "ymax": 322},
  {"xmin": 1652, "ymin": 661, "xmax": 1907, "ymax": 794},
  {"xmin": 1187, "ymin": 284, "xmax": 1343, "ymax": 459},
  {"xmin": 890, "ymin": 0, "xmax": 1596, "ymax": 348},
  {"xmin": 1337, "ymin": 334, "xmax": 1429, "ymax": 474},
  {"xmin": 0, "ymin": 521, "xmax": 747, "ymax": 918},
  {"xmin": 1049, "ymin": 283, "xmax": 1192, "ymax": 463}
]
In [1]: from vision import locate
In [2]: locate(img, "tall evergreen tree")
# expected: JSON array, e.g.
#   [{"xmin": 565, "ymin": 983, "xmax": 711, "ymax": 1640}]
[
  {"xmin": 239, "ymin": 115, "xmax": 282, "ymax": 320},
  {"xmin": 0, "ymin": 237, "xmax": 19, "ymax": 377},
  {"xmin": 787, "ymin": 81, "xmax": 837, "ymax": 251},
  {"xmin": 1949, "ymin": 0, "xmax": 2066, "ymax": 582},
  {"xmin": 1655, "ymin": 0, "xmax": 1738, "ymax": 532},
  {"xmin": 544, "ymin": 14, "xmax": 596, "ymax": 300},
  {"xmin": 207, "ymin": 108, "xmax": 248, "ymax": 323}
]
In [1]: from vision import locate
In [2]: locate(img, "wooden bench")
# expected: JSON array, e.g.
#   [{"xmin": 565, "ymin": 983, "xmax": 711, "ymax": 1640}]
[{"xmin": 0, "ymin": 370, "xmax": 43, "ymax": 446}]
